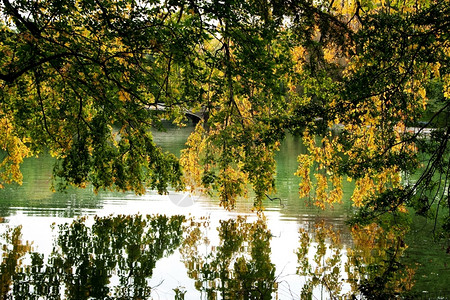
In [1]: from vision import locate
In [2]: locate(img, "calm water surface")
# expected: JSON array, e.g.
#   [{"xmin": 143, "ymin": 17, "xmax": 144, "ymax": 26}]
[{"xmin": 0, "ymin": 124, "xmax": 448, "ymax": 299}]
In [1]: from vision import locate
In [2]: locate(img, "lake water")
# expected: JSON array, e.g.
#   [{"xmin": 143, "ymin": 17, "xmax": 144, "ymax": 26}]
[{"xmin": 0, "ymin": 123, "xmax": 449, "ymax": 299}]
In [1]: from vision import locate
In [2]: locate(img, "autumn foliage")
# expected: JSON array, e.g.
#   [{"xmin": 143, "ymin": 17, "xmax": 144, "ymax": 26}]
[{"xmin": 0, "ymin": 0, "xmax": 448, "ymax": 223}]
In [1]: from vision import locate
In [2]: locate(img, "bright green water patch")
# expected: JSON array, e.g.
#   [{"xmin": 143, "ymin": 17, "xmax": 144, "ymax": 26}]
[{"xmin": 404, "ymin": 215, "xmax": 450, "ymax": 296}]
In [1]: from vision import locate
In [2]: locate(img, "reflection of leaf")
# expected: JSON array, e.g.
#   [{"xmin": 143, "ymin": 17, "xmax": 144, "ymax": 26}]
[
  {"xmin": 0, "ymin": 214, "xmax": 184, "ymax": 299},
  {"xmin": 296, "ymin": 221, "xmax": 415, "ymax": 299},
  {"xmin": 180, "ymin": 215, "xmax": 276, "ymax": 299},
  {"xmin": 297, "ymin": 221, "xmax": 343, "ymax": 298},
  {"xmin": 347, "ymin": 223, "xmax": 415, "ymax": 299},
  {"xmin": 0, "ymin": 226, "xmax": 33, "ymax": 298}
]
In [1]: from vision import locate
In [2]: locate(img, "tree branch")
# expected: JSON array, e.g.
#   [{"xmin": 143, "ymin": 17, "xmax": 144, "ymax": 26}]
[
  {"xmin": 0, "ymin": 52, "xmax": 73, "ymax": 83},
  {"xmin": 2, "ymin": 0, "xmax": 41, "ymax": 36}
]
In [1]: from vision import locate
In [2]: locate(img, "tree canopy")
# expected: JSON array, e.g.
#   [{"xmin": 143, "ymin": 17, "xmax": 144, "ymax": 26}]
[{"xmin": 1, "ymin": 0, "xmax": 449, "ymax": 228}]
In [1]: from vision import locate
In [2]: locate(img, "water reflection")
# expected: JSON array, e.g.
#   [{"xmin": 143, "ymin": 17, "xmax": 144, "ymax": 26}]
[
  {"xmin": 347, "ymin": 223, "xmax": 415, "ymax": 298},
  {"xmin": 0, "ymin": 154, "xmax": 103, "ymax": 218},
  {"xmin": 296, "ymin": 221, "xmax": 415, "ymax": 299},
  {"xmin": 1, "ymin": 215, "xmax": 185, "ymax": 299},
  {"xmin": 180, "ymin": 214, "xmax": 276, "ymax": 299},
  {"xmin": 1, "ymin": 214, "xmax": 420, "ymax": 299}
]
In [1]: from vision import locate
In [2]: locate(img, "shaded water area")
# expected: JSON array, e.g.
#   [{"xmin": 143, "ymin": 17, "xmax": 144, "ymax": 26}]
[{"xmin": 0, "ymin": 123, "xmax": 449, "ymax": 299}]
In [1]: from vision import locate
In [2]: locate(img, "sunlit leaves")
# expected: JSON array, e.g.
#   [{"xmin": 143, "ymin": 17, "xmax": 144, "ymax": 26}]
[
  {"xmin": 291, "ymin": 0, "xmax": 448, "ymax": 215},
  {"xmin": 0, "ymin": 117, "xmax": 30, "ymax": 188},
  {"xmin": 295, "ymin": 132, "xmax": 344, "ymax": 209},
  {"xmin": 180, "ymin": 122, "xmax": 207, "ymax": 193},
  {"xmin": 0, "ymin": 0, "xmax": 448, "ymax": 223},
  {"xmin": 0, "ymin": 0, "xmax": 202, "ymax": 193}
]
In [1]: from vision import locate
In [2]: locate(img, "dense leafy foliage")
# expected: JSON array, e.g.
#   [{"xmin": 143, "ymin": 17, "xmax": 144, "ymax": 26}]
[{"xmin": 0, "ymin": 1, "xmax": 449, "ymax": 231}]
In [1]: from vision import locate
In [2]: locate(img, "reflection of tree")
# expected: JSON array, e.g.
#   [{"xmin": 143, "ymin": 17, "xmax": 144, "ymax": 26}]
[
  {"xmin": 2, "ymin": 214, "xmax": 421, "ymax": 299},
  {"xmin": 347, "ymin": 223, "xmax": 415, "ymax": 299},
  {"xmin": 180, "ymin": 215, "xmax": 276, "ymax": 299},
  {"xmin": 297, "ymin": 221, "xmax": 415, "ymax": 299},
  {"xmin": 0, "ymin": 226, "xmax": 33, "ymax": 298},
  {"xmin": 297, "ymin": 221, "xmax": 343, "ymax": 298},
  {"xmin": 0, "ymin": 214, "xmax": 185, "ymax": 299}
]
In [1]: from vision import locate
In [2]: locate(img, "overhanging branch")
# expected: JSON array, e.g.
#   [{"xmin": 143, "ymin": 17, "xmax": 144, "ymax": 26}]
[{"xmin": 0, "ymin": 52, "xmax": 89, "ymax": 83}]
